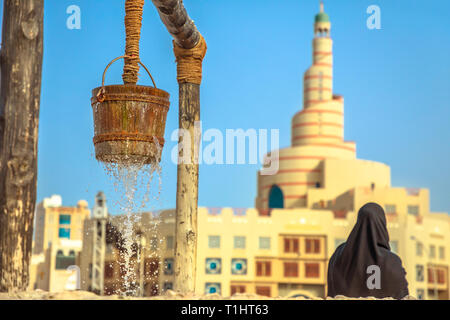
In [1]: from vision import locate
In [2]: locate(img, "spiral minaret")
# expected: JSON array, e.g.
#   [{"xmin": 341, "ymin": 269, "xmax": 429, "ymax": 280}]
[{"xmin": 292, "ymin": 1, "xmax": 346, "ymax": 148}]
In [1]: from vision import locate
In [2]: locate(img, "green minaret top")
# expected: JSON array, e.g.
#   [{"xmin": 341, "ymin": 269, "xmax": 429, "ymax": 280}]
[{"xmin": 315, "ymin": 1, "xmax": 330, "ymax": 23}]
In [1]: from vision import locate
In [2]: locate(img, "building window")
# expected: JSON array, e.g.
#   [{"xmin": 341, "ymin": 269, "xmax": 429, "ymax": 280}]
[
  {"xmin": 144, "ymin": 258, "xmax": 159, "ymax": 278},
  {"xmin": 385, "ymin": 205, "xmax": 396, "ymax": 214},
  {"xmin": 305, "ymin": 263, "xmax": 320, "ymax": 278},
  {"xmin": 205, "ymin": 283, "xmax": 221, "ymax": 295},
  {"xmin": 315, "ymin": 182, "xmax": 321, "ymax": 188},
  {"xmin": 58, "ymin": 227, "xmax": 70, "ymax": 239},
  {"xmin": 429, "ymin": 245, "xmax": 436, "ymax": 259},
  {"xmin": 163, "ymin": 282, "xmax": 173, "ymax": 291},
  {"xmin": 268, "ymin": 185, "xmax": 284, "ymax": 209},
  {"xmin": 437, "ymin": 269, "xmax": 445, "ymax": 284},
  {"xmin": 256, "ymin": 261, "xmax": 271, "ymax": 277},
  {"xmin": 319, "ymin": 200, "xmax": 326, "ymax": 208},
  {"xmin": 166, "ymin": 236, "xmax": 174, "ymax": 250},
  {"xmin": 164, "ymin": 258, "xmax": 174, "ymax": 275},
  {"xmin": 104, "ymin": 261, "xmax": 114, "ymax": 279},
  {"xmin": 427, "ymin": 268, "xmax": 435, "ymax": 283},
  {"xmin": 208, "ymin": 235, "xmax": 220, "ymax": 249},
  {"xmin": 150, "ymin": 237, "xmax": 158, "ymax": 250},
  {"xmin": 284, "ymin": 238, "xmax": 299, "ymax": 253},
  {"xmin": 55, "ymin": 251, "xmax": 75, "ymax": 270},
  {"xmin": 59, "ymin": 214, "xmax": 71, "ymax": 225},
  {"xmin": 416, "ymin": 289, "xmax": 425, "ymax": 300},
  {"xmin": 147, "ymin": 283, "xmax": 159, "ymax": 296},
  {"xmin": 389, "ymin": 241, "xmax": 398, "ymax": 254},
  {"xmin": 305, "ymin": 238, "xmax": 321, "ymax": 254},
  {"xmin": 407, "ymin": 205, "xmax": 419, "ymax": 216},
  {"xmin": 104, "ymin": 284, "xmax": 117, "ymax": 296},
  {"xmin": 256, "ymin": 286, "xmax": 271, "ymax": 297},
  {"xmin": 205, "ymin": 258, "xmax": 222, "ymax": 275},
  {"xmin": 334, "ymin": 239, "xmax": 345, "ymax": 249},
  {"xmin": 439, "ymin": 246, "xmax": 445, "ymax": 260},
  {"xmin": 231, "ymin": 259, "xmax": 247, "ymax": 275},
  {"xmin": 283, "ymin": 262, "xmax": 298, "ymax": 277},
  {"xmin": 416, "ymin": 265, "xmax": 424, "ymax": 282},
  {"xmin": 234, "ymin": 236, "xmax": 246, "ymax": 249},
  {"xmin": 416, "ymin": 242, "xmax": 423, "ymax": 256},
  {"xmin": 231, "ymin": 285, "xmax": 246, "ymax": 295},
  {"xmin": 259, "ymin": 237, "xmax": 271, "ymax": 250}
]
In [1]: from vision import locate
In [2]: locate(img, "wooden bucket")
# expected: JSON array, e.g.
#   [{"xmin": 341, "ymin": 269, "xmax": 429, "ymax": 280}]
[{"xmin": 91, "ymin": 56, "xmax": 170, "ymax": 164}]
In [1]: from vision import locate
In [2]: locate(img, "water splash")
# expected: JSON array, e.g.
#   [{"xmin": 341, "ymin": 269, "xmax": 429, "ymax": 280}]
[{"xmin": 101, "ymin": 148, "xmax": 162, "ymax": 296}]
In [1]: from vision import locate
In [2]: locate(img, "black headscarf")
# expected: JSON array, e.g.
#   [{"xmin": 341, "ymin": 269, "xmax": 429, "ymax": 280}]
[{"xmin": 327, "ymin": 202, "xmax": 409, "ymax": 299}]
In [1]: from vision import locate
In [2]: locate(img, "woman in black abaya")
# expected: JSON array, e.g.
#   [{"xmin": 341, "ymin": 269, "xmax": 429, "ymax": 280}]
[{"xmin": 327, "ymin": 202, "xmax": 409, "ymax": 299}]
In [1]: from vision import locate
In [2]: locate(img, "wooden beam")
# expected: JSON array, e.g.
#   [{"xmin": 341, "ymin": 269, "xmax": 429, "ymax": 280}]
[{"xmin": 151, "ymin": 0, "xmax": 200, "ymax": 49}]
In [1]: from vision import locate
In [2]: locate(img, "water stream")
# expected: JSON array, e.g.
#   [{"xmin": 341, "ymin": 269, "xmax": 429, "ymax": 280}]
[{"xmin": 101, "ymin": 150, "xmax": 162, "ymax": 296}]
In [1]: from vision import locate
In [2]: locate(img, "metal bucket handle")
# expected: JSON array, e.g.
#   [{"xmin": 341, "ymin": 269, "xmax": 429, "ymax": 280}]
[{"xmin": 97, "ymin": 55, "xmax": 157, "ymax": 103}]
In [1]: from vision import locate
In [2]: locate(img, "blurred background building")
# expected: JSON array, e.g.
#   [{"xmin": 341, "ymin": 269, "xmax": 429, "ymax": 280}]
[
  {"xmin": 76, "ymin": 203, "xmax": 449, "ymax": 300},
  {"xmin": 29, "ymin": 195, "xmax": 90, "ymax": 291}
]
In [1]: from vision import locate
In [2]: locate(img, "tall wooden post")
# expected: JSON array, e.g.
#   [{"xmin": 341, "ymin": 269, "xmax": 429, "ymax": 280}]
[
  {"xmin": 0, "ymin": 0, "xmax": 44, "ymax": 292},
  {"xmin": 151, "ymin": 0, "xmax": 206, "ymax": 293},
  {"xmin": 174, "ymin": 82, "xmax": 200, "ymax": 293}
]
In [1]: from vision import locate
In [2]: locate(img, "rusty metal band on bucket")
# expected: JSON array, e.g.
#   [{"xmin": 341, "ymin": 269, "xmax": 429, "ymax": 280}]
[
  {"xmin": 93, "ymin": 133, "xmax": 165, "ymax": 146},
  {"xmin": 91, "ymin": 91, "xmax": 170, "ymax": 106}
]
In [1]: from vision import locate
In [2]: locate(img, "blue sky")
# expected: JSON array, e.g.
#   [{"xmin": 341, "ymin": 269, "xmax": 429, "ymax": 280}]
[{"xmin": 1, "ymin": 0, "xmax": 449, "ymax": 214}]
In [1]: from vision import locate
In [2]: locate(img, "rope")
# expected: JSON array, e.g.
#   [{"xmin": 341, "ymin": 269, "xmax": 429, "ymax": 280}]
[
  {"xmin": 173, "ymin": 35, "xmax": 207, "ymax": 85},
  {"xmin": 122, "ymin": 0, "xmax": 145, "ymax": 85}
]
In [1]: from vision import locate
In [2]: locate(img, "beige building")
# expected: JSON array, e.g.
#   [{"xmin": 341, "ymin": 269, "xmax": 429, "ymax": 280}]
[
  {"xmin": 194, "ymin": 207, "xmax": 449, "ymax": 300},
  {"xmin": 29, "ymin": 195, "xmax": 90, "ymax": 291},
  {"xmin": 33, "ymin": 195, "xmax": 90, "ymax": 254},
  {"xmin": 78, "ymin": 204, "xmax": 449, "ymax": 300}
]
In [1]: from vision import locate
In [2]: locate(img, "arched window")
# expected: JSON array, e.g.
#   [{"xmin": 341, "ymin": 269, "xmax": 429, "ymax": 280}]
[
  {"xmin": 268, "ymin": 185, "xmax": 284, "ymax": 209},
  {"xmin": 56, "ymin": 250, "xmax": 64, "ymax": 256}
]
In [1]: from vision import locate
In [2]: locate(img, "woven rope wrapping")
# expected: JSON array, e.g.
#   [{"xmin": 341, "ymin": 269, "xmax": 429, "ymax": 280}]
[
  {"xmin": 122, "ymin": 0, "xmax": 145, "ymax": 85},
  {"xmin": 173, "ymin": 35, "xmax": 207, "ymax": 85}
]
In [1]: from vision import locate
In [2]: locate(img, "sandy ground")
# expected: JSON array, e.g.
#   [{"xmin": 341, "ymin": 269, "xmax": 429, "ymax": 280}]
[{"xmin": 0, "ymin": 290, "xmax": 417, "ymax": 300}]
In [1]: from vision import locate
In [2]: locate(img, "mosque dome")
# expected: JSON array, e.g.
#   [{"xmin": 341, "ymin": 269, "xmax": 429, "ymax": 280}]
[{"xmin": 315, "ymin": 12, "xmax": 329, "ymax": 23}]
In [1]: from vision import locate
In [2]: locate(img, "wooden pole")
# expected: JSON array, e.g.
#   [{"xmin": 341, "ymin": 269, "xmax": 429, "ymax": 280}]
[
  {"xmin": 151, "ymin": 0, "xmax": 206, "ymax": 293},
  {"xmin": 174, "ymin": 82, "xmax": 200, "ymax": 293},
  {"xmin": 0, "ymin": 0, "xmax": 44, "ymax": 292}
]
